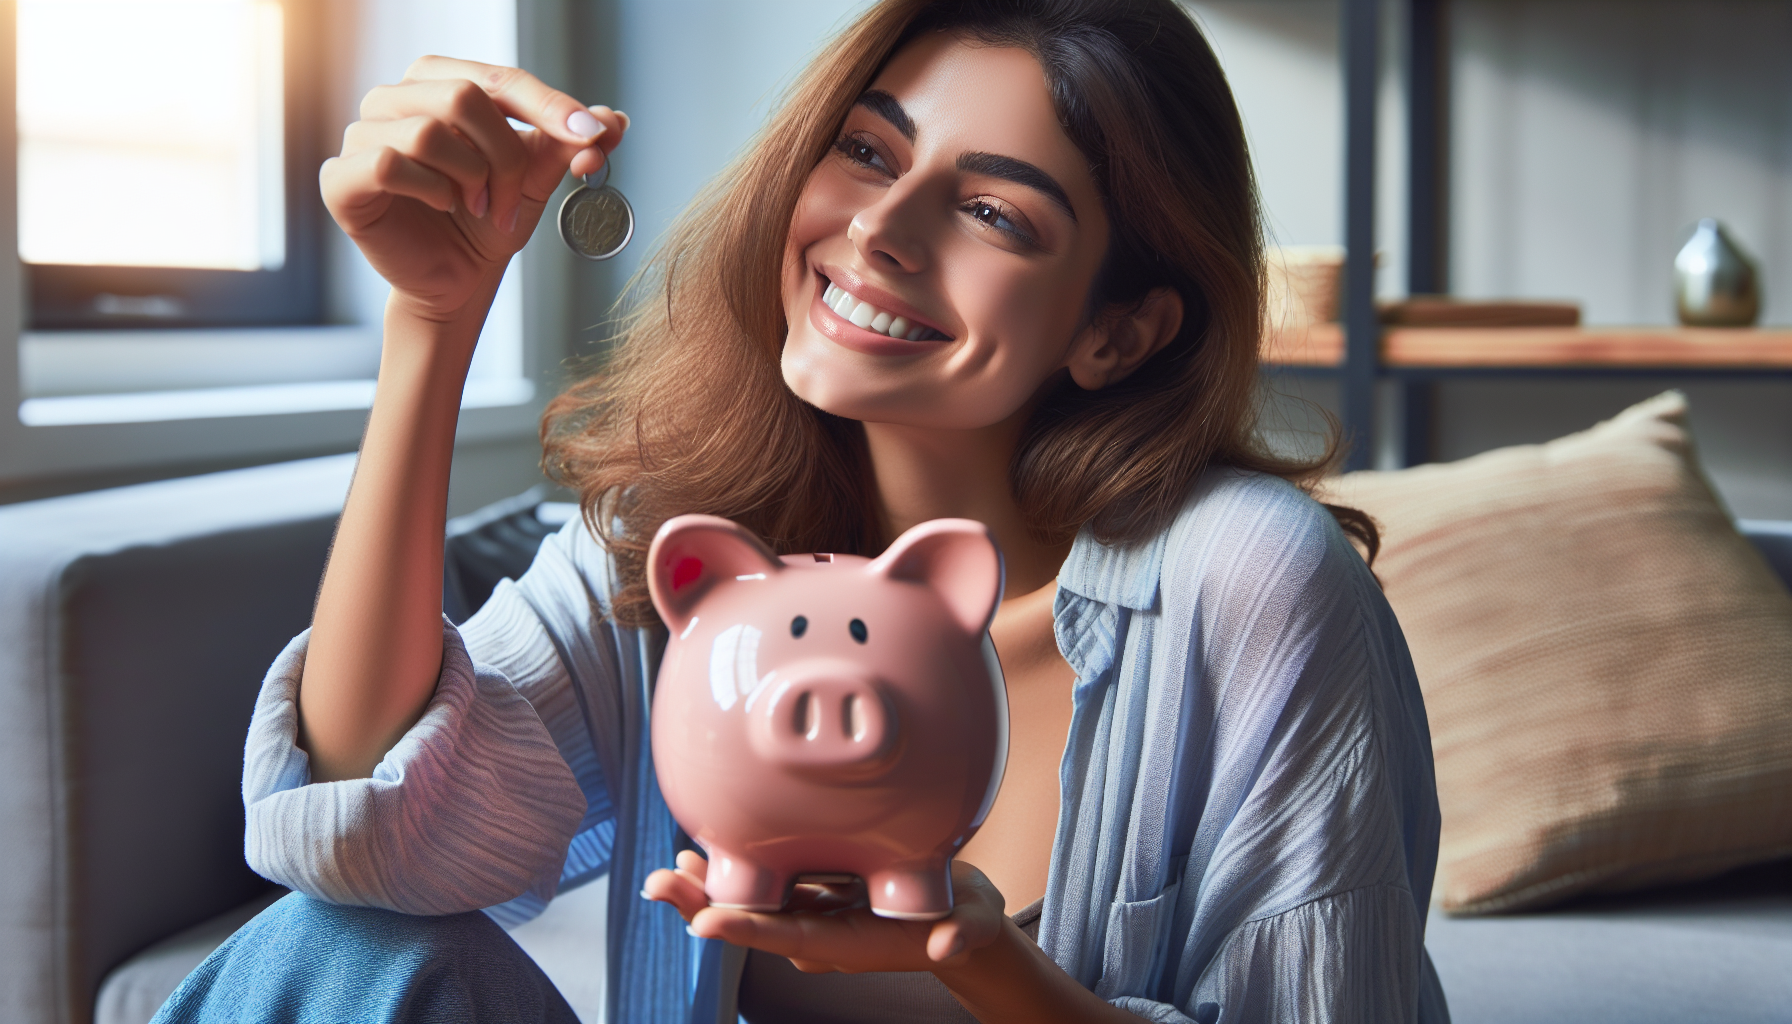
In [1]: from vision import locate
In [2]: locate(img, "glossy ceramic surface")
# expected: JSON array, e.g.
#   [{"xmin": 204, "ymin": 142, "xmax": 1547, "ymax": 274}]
[{"xmin": 647, "ymin": 515, "xmax": 1008, "ymax": 920}]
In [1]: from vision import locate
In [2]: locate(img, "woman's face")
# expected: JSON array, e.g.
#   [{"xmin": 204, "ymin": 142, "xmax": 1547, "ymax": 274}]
[{"xmin": 780, "ymin": 32, "xmax": 1110, "ymax": 430}]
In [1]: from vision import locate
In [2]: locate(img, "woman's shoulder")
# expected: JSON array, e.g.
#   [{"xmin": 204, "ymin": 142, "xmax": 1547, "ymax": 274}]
[
  {"xmin": 1162, "ymin": 467, "xmax": 1361, "ymax": 592},
  {"xmin": 1180, "ymin": 466, "xmax": 1337, "ymax": 534},
  {"xmin": 1058, "ymin": 468, "xmax": 1359, "ymax": 616}
]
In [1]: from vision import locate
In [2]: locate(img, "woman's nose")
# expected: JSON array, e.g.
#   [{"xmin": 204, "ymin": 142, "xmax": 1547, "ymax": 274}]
[{"xmin": 848, "ymin": 182, "xmax": 930, "ymax": 273}]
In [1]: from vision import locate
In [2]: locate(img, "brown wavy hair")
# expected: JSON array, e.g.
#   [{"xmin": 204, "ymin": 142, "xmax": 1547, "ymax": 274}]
[{"xmin": 543, "ymin": 0, "xmax": 1374, "ymax": 627}]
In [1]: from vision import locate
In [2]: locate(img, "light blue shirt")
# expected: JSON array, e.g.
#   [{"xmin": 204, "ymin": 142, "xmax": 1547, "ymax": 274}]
[{"xmin": 242, "ymin": 468, "xmax": 1448, "ymax": 1023}]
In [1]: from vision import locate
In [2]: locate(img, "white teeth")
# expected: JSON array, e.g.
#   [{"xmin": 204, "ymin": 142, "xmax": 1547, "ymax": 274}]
[{"xmin": 822, "ymin": 279, "xmax": 940, "ymax": 340}]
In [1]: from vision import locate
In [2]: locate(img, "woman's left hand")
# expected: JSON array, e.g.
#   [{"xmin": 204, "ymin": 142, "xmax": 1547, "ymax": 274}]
[{"xmin": 642, "ymin": 850, "xmax": 1008, "ymax": 972}]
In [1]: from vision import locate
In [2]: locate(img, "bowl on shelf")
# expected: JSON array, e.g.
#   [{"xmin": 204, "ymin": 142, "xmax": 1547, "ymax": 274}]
[{"xmin": 1266, "ymin": 245, "xmax": 1346, "ymax": 328}]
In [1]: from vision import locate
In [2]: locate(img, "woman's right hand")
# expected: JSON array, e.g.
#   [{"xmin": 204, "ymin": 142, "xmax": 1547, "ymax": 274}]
[{"xmin": 320, "ymin": 55, "xmax": 626, "ymax": 324}]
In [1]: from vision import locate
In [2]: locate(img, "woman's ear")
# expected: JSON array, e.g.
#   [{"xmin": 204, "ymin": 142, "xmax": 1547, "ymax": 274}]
[{"xmin": 1065, "ymin": 286, "xmax": 1184, "ymax": 390}]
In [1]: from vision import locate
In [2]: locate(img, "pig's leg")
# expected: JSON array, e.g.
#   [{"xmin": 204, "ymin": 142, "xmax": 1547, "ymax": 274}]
[
  {"xmin": 702, "ymin": 851, "xmax": 790, "ymax": 912},
  {"xmin": 864, "ymin": 857, "xmax": 954, "ymax": 921}
]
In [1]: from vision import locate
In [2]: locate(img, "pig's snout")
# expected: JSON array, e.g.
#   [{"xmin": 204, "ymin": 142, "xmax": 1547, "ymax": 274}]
[{"xmin": 751, "ymin": 672, "xmax": 895, "ymax": 771}]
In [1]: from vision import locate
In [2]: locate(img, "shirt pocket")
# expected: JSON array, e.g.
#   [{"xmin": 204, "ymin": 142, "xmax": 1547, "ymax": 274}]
[{"xmin": 1095, "ymin": 879, "xmax": 1182, "ymax": 1000}]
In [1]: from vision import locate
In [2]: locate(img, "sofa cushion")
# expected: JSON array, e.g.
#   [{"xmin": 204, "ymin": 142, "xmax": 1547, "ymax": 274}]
[
  {"xmin": 1426, "ymin": 859, "xmax": 1792, "ymax": 1024},
  {"xmin": 0, "ymin": 455, "xmax": 354, "ymax": 1024},
  {"xmin": 1321, "ymin": 391, "xmax": 1792, "ymax": 913}
]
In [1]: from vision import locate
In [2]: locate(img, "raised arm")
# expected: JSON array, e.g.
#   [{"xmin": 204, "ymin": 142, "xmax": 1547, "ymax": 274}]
[{"xmin": 301, "ymin": 57, "xmax": 625, "ymax": 782}]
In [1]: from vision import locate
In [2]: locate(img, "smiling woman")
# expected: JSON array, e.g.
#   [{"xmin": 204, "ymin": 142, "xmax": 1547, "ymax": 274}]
[
  {"xmin": 152, "ymin": 3, "xmax": 1441, "ymax": 1024},
  {"xmin": 544, "ymin": 0, "xmax": 1375, "ymax": 632}
]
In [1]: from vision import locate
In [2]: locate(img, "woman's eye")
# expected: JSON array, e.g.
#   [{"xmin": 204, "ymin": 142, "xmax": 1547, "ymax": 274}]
[
  {"xmin": 964, "ymin": 200, "xmax": 1035, "ymax": 246},
  {"xmin": 834, "ymin": 135, "xmax": 891, "ymax": 175},
  {"xmin": 969, "ymin": 202, "xmax": 1008, "ymax": 229}
]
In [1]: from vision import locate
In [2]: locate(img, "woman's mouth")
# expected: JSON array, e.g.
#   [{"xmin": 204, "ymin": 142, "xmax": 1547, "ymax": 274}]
[{"xmin": 820, "ymin": 280, "xmax": 948, "ymax": 342}]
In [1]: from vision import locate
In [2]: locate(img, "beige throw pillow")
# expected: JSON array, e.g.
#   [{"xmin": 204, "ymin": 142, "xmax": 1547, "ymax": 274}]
[{"xmin": 1320, "ymin": 391, "xmax": 1792, "ymax": 914}]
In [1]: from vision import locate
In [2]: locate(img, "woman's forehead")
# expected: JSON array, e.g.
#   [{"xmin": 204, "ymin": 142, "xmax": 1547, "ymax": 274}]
[{"xmin": 864, "ymin": 33, "xmax": 1096, "ymax": 204}]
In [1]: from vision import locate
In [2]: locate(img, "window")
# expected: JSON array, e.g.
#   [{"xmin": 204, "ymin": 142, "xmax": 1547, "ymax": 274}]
[
  {"xmin": 0, "ymin": 0, "xmax": 545, "ymax": 498},
  {"xmin": 18, "ymin": 0, "xmax": 320, "ymax": 328}
]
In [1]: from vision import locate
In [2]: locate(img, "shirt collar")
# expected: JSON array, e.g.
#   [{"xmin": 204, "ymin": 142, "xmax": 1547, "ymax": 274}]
[{"xmin": 1055, "ymin": 520, "xmax": 1167, "ymax": 613}]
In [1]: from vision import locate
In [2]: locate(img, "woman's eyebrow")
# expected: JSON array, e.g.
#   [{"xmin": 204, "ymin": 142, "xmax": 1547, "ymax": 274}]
[
  {"xmin": 853, "ymin": 89, "xmax": 916, "ymax": 142},
  {"xmin": 956, "ymin": 152, "xmax": 1077, "ymax": 222}
]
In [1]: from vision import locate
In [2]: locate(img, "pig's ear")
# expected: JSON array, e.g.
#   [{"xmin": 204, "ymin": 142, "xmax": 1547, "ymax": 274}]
[
  {"xmin": 647, "ymin": 515, "xmax": 781, "ymax": 633},
  {"xmin": 870, "ymin": 519, "xmax": 1005, "ymax": 634}
]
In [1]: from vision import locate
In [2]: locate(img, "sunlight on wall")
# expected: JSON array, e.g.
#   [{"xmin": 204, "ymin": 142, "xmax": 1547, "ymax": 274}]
[
  {"xmin": 339, "ymin": 0, "xmax": 524, "ymax": 389},
  {"xmin": 17, "ymin": 0, "xmax": 285, "ymax": 271}
]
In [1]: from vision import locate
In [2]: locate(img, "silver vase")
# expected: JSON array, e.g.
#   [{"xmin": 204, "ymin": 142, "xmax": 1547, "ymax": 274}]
[{"xmin": 1675, "ymin": 219, "xmax": 1760, "ymax": 327}]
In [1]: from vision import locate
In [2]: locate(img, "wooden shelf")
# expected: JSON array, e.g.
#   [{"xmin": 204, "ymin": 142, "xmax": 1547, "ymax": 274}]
[
  {"xmin": 1262, "ymin": 324, "xmax": 1792, "ymax": 370},
  {"xmin": 1262, "ymin": 322, "xmax": 1345, "ymax": 366}
]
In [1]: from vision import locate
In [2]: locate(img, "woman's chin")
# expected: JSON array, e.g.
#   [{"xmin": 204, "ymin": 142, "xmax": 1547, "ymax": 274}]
[{"xmin": 780, "ymin": 348, "xmax": 887, "ymax": 423}]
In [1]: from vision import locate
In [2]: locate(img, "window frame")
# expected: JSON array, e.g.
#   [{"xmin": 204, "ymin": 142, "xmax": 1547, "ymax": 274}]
[
  {"xmin": 0, "ymin": 0, "xmax": 572, "ymax": 499},
  {"xmin": 22, "ymin": 0, "xmax": 325, "ymax": 330}
]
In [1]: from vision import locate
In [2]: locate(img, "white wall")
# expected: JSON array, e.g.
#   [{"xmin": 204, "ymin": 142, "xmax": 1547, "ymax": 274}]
[
  {"xmin": 606, "ymin": 0, "xmax": 872, "ymax": 285},
  {"xmin": 1452, "ymin": 0, "xmax": 1792, "ymax": 326},
  {"xmin": 1184, "ymin": 0, "xmax": 1410, "ymax": 298}
]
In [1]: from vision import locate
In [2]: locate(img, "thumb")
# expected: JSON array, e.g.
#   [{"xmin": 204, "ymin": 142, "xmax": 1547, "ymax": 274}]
[{"xmin": 522, "ymin": 105, "xmax": 625, "ymax": 202}]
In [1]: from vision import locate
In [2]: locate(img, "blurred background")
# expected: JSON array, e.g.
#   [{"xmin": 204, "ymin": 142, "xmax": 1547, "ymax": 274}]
[{"xmin": 2, "ymin": 0, "xmax": 1788, "ymax": 517}]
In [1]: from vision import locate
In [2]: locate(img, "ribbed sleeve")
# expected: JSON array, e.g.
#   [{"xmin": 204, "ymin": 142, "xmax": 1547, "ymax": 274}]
[{"xmin": 242, "ymin": 619, "xmax": 587, "ymax": 915}]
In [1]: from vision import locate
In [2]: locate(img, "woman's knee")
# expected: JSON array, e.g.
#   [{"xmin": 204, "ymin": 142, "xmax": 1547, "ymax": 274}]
[
  {"xmin": 246, "ymin": 892, "xmax": 512, "ymax": 958},
  {"xmin": 153, "ymin": 893, "xmax": 576, "ymax": 1024}
]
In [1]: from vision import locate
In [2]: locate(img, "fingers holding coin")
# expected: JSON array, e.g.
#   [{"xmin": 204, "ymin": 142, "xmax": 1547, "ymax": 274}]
[
  {"xmin": 567, "ymin": 106, "xmax": 625, "ymax": 180},
  {"xmin": 323, "ymin": 53, "xmax": 631, "ymax": 271},
  {"xmin": 401, "ymin": 57, "xmax": 624, "ymax": 227}
]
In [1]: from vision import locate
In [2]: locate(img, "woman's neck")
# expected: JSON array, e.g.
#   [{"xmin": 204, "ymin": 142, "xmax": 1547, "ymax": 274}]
[{"xmin": 863, "ymin": 415, "xmax": 1071, "ymax": 600}]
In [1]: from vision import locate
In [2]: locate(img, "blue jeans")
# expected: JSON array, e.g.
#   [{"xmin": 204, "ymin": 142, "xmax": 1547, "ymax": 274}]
[{"xmin": 152, "ymin": 893, "xmax": 579, "ymax": 1024}]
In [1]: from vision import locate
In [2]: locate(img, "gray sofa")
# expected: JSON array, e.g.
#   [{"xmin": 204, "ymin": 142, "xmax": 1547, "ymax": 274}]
[{"xmin": 2, "ymin": 456, "xmax": 1788, "ymax": 1024}]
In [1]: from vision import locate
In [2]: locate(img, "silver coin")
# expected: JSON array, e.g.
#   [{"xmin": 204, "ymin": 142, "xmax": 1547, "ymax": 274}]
[{"xmin": 558, "ymin": 169, "xmax": 634, "ymax": 261}]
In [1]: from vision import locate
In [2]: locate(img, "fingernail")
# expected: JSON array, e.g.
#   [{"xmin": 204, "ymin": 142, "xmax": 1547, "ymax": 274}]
[
  {"xmin": 614, "ymin": 110, "xmax": 630, "ymax": 132},
  {"xmin": 501, "ymin": 205, "xmax": 519, "ymax": 233},
  {"xmin": 685, "ymin": 925, "xmax": 702, "ymax": 938},
  {"xmin": 566, "ymin": 109, "xmax": 603, "ymax": 139},
  {"xmin": 470, "ymin": 186, "xmax": 489, "ymax": 219},
  {"xmin": 639, "ymin": 889, "xmax": 655, "ymax": 901},
  {"xmin": 942, "ymin": 935, "xmax": 965, "ymax": 960}
]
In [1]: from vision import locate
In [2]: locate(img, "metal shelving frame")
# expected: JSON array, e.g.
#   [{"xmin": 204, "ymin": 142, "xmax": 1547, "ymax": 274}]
[{"xmin": 1316, "ymin": 0, "xmax": 1788, "ymax": 471}]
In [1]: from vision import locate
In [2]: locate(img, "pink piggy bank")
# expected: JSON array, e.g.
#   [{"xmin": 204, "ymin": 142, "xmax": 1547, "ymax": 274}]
[{"xmin": 647, "ymin": 514, "xmax": 1008, "ymax": 921}]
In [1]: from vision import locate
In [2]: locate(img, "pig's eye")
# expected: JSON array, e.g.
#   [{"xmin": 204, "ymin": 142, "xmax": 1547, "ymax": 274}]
[
  {"xmin": 791, "ymin": 615, "xmax": 808, "ymax": 638},
  {"xmin": 849, "ymin": 618, "xmax": 868, "ymax": 644}
]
